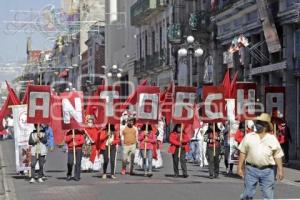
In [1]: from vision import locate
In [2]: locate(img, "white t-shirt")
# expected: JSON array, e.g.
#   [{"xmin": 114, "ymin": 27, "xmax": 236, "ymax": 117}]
[{"xmin": 239, "ymin": 132, "xmax": 284, "ymax": 167}]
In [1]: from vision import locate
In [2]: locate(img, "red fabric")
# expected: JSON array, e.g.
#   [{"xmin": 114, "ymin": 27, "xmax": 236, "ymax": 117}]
[
  {"xmin": 172, "ymin": 86, "xmax": 197, "ymax": 124},
  {"xmin": 168, "ymin": 131, "xmax": 190, "ymax": 154},
  {"xmin": 89, "ymin": 145, "xmax": 98, "ymax": 163},
  {"xmin": 85, "ymin": 94, "xmax": 99, "ymax": 117},
  {"xmin": 27, "ymin": 85, "xmax": 51, "ymax": 124},
  {"xmin": 234, "ymin": 129, "xmax": 244, "ymax": 144},
  {"xmin": 222, "ymin": 70, "xmax": 231, "ymax": 98},
  {"xmin": 84, "ymin": 127, "xmax": 100, "ymax": 143},
  {"xmin": 202, "ymin": 86, "xmax": 226, "ymax": 123},
  {"xmin": 161, "ymin": 83, "xmax": 173, "ymax": 125},
  {"xmin": 65, "ymin": 130, "xmax": 85, "ymax": 150},
  {"xmin": 6, "ymin": 81, "xmax": 21, "ymax": 105},
  {"xmin": 120, "ymin": 80, "xmax": 147, "ymax": 112},
  {"xmin": 0, "ymin": 129, "xmax": 7, "ymax": 136},
  {"xmin": 0, "ymin": 82, "xmax": 21, "ymax": 130},
  {"xmin": 138, "ymin": 131, "xmax": 156, "ymax": 150},
  {"xmin": 50, "ymin": 94, "xmax": 65, "ymax": 145},
  {"xmin": 98, "ymin": 130, "xmax": 120, "ymax": 151},
  {"xmin": 278, "ymin": 134, "xmax": 285, "ymax": 144},
  {"xmin": 60, "ymin": 91, "xmax": 84, "ymax": 130},
  {"xmin": 206, "ymin": 130, "xmax": 221, "ymax": 148},
  {"xmin": 193, "ymin": 105, "xmax": 201, "ymax": 130}
]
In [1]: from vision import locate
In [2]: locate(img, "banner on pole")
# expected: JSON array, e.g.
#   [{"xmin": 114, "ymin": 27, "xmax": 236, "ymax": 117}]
[
  {"xmin": 136, "ymin": 86, "xmax": 160, "ymax": 124},
  {"xmin": 61, "ymin": 91, "xmax": 84, "ymax": 130},
  {"xmin": 172, "ymin": 86, "xmax": 196, "ymax": 124},
  {"xmin": 201, "ymin": 86, "xmax": 226, "ymax": 123},
  {"xmin": 96, "ymin": 85, "xmax": 122, "ymax": 124},
  {"xmin": 12, "ymin": 105, "xmax": 34, "ymax": 173},
  {"xmin": 234, "ymin": 82, "xmax": 256, "ymax": 121},
  {"xmin": 265, "ymin": 86, "xmax": 285, "ymax": 117},
  {"xmin": 27, "ymin": 85, "xmax": 51, "ymax": 124}
]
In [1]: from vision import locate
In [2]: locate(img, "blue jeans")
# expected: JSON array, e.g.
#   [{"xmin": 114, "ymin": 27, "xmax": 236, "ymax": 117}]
[
  {"xmin": 187, "ymin": 140, "xmax": 200, "ymax": 162},
  {"xmin": 241, "ymin": 165, "xmax": 275, "ymax": 200},
  {"xmin": 140, "ymin": 149, "xmax": 153, "ymax": 172}
]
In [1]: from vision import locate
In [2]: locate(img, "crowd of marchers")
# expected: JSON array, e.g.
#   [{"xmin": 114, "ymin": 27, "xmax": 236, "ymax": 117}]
[{"xmin": 24, "ymin": 111, "xmax": 291, "ymax": 200}]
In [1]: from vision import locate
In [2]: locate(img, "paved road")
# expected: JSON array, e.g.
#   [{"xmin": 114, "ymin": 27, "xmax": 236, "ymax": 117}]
[{"xmin": 1, "ymin": 139, "xmax": 300, "ymax": 200}]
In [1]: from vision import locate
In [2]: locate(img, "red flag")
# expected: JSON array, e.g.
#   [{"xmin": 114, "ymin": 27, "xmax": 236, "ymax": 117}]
[
  {"xmin": 120, "ymin": 80, "xmax": 148, "ymax": 112},
  {"xmin": 193, "ymin": 104, "xmax": 201, "ymax": 130},
  {"xmin": 6, "ymin": 81, "xmax": 21, "ymax": 105},
  {"xmin": 0, "ymin": 82, "xmax": 21, "ymax": 130},
  {"xmin": 230, "ymin": 71, "xmax": 238, "ymax": 98},
  {"xmin": 161, "ymin": 83, "xmax": 173, "ymax": 124},
  {"xmin": 222, "ymin": 70, "xmax": 231, "ymax": 98},
  {"xmin": 50, "ymin": 94, "xmax": 65, "ymax": 145}
]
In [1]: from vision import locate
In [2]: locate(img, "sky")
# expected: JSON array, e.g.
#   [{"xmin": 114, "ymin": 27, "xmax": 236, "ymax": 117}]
[{"xmin": 0, "ymin": 0, "xmax": 60, "ymax": 81}]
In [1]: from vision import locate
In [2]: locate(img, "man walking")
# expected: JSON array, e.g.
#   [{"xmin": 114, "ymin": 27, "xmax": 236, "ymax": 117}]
[
  {"xmin": 238, "ymin": 113, "xmax": 284, "ymax": 200},
  {"xmin": 121, "ymin": 117, "xmax": 138, "ymax": 175},
  {"xmin": 28, "ymin": 124, "xmax": 47, "ymax": 183},
  {"xmin": 204, "ymin": 123, "xmax": 223, "ymax": 179}
]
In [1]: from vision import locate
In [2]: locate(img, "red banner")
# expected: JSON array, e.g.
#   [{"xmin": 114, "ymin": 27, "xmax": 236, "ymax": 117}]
[
  {"xmin": 201, "ymin": 86, "xmax": 226, "ymax": 123},
  {"xmin": 96, "ymin": 85, "xmax": 122, "ymax": 125},
  {"xmin": 27, "ymin": 85, "xmax": 51, "ymax": 124},
  {"xmin": 136, "ymin": 86, "xmax": 160, "ymax": 124},
  {"xmin": 265, "ymin": 86, "xmax": 285, "ymax": 118},
  {"xmin": 61, "ymin": 91, "xmax": 84, "ymax": 130},
  {"xmin": 234, "ymin": 82, "xmax": 256, "ymax": 121},
  {"xmin": 172, "ymin": 86, "xmax": 196, "ymax": 124},
  {"xmin": 50, "ymin": 93, "xmax": 65, "ymax": 145}
]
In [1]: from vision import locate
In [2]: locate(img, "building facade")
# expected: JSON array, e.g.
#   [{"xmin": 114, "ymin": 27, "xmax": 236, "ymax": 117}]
[{"xmin": 212, "ymin": 0, "xmax": 300, "ymax": 159}]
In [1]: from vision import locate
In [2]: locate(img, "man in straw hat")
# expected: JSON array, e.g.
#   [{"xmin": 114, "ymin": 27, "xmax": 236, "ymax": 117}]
[{"xmin": 237, "ymin": 113, "xmax": 284, "ymax": 200}]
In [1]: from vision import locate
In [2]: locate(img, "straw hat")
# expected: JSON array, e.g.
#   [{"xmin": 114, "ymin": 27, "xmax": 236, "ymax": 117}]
[{"xmin": 255, "ymin": 113, "xmax": 273, "ymax": 130}]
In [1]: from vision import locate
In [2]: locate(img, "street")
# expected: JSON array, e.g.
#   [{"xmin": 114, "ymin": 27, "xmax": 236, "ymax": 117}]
[{"xmin": 1, "ymin": 139, "xmax": 300, "ymax": 200}]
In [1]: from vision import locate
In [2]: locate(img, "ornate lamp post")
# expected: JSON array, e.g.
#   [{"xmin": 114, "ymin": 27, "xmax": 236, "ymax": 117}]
[{"xmin": 178, "ymin": 35, "xmax": 204, "ymax": 86}]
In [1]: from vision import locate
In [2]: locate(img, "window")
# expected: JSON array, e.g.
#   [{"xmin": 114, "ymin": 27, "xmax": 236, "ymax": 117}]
[
  {"xmin": 294, "ymin": 29, "xmax": 300, "ymax": 58},
  {"xmin": 145, "ymin": 32, "xmax": 148, "ymax": 56},
  {"xmin": 247, "ymin": 11, "xmax": 258, "ymax": 23},
  {"xmin": 152, "ymin": 31, "xmax": 155, "ymax": 54}
]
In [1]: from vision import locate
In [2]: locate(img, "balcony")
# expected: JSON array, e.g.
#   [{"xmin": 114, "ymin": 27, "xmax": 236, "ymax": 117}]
[
  {"xmin": 134, "ymin": 49, "xmax": 167, "ymax": 76},
  {"xmin": 131, "ymin": 0, "xmax": 168, "ymax": 26}
]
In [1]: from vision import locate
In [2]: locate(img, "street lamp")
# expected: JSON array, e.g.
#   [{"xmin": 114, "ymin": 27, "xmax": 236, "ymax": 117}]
[
  {"xmin": 178, "ymin": 35, "xmax": 204, "ymax": 86},
  {"xmin": 103, "ymin": 65, "xmax": 122, "ymax": 83}
]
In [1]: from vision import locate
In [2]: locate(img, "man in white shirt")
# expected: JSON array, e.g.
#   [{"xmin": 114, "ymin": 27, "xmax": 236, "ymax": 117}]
[{"xmin": 238, "ymin": 113, "xmax": 284, "ymax": 200}]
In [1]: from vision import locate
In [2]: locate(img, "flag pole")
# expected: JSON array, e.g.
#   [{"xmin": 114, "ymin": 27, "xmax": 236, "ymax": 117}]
[
  {"xmin": 108, "ymin": 123, "xmax": 111, "ymax": 161},
  {"xmin": 213, "ymin": 123, "xmax": 216, "ymax": 157},
  {"xmin": 178, "ymin": 123, "xmax": 184, "ymax": 158},
  {"xmin": 144, "ymin": 123, "xmax": 148, "ymax": 158},
  {"xmin": 72, "ymin": 129, "xmax": 76, "ymax": 165}
]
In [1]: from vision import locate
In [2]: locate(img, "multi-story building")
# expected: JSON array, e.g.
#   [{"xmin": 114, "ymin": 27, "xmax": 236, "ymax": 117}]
[
  {"xmin": 105, "ymin": 0, "xmax": 138, "ymax": 97},
  {"xmin": 130, "ymin": 0, "xmax": 211, "ymax": 88},
  {"xmin": 212, "ymin": 0, "xmax": 300, "ymax": 159},
  {"xmin": 82, "ymin": 23, "xmax": 105, "ymax": 93}
]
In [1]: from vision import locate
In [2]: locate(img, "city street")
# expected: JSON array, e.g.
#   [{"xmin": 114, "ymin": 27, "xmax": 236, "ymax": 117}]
[{"xmin": 1, "ymin": 139, "xmax": 300, "ymax": 200}]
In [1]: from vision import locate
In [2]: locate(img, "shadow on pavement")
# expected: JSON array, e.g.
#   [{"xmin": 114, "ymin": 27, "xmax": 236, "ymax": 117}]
[{"xmin": 45, "ymin": 170, "xmax": 66, "ymax": 173}]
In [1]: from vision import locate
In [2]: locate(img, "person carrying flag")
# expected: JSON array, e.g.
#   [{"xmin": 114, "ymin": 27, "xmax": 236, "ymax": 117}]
[
  {"xmin": 28, "ymin": 124, "xmax": 48, "ymax": 184},
  {"xmin": 65, "ymin": 129, "xmax": 85, "ymax": 181},
  {"xmin": 168, "ymin": 124, "xmax": 190, "ymax": 178},
  {"xmin": 99, "ymin": 124, "xmax": 120, "ymax": 179},
  {"xmin": 204, "ymin": 123, "xmax": 223, "ymax": 179},
  {"xmin": 138, "ymin": 124, "xmax": 156, "ymax": 177}
]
